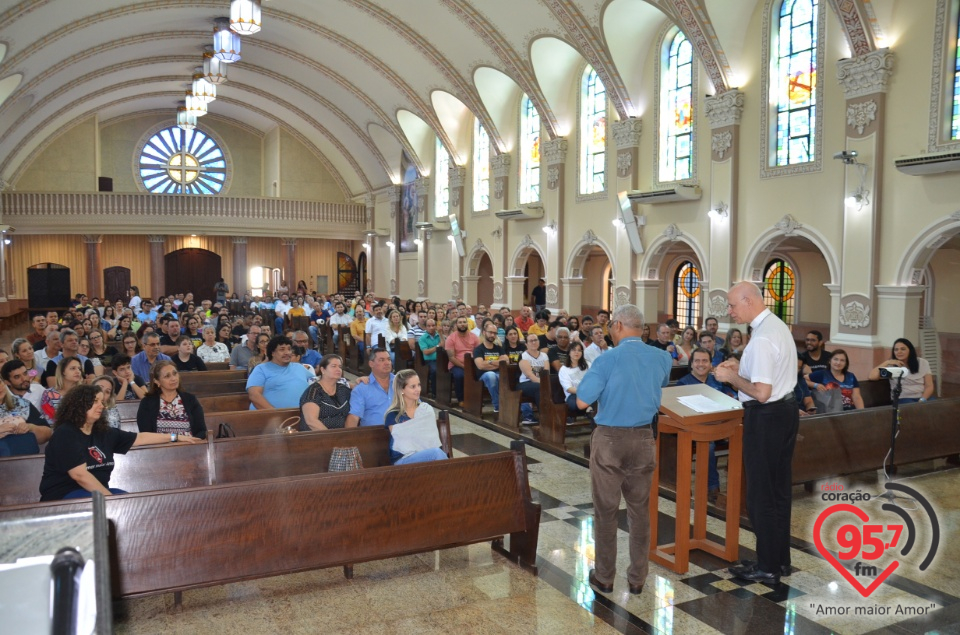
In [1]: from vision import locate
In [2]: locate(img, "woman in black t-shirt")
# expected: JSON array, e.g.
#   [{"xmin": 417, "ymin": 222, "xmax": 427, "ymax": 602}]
[
  {"xmin": 40, "ymin": 384, "xmax": 201, "ymax": 501},
  {"xmin": 503, "ymin": 326, "xmax": 525, "ymax": 363}
]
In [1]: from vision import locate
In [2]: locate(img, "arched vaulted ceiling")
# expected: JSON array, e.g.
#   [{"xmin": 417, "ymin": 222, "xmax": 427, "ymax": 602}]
[{"xmin": 0, "ymin": 0, "xmax": 888, "ymax": 198}]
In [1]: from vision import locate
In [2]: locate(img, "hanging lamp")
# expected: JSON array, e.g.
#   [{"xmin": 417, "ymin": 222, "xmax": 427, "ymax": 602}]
[
  {"xmin": 203, "ymin": 45, "xmax": 228, "ymax": 85},
  {"xmin": 230, "ymin": 0, "xmax": 262, "ymax": 35},
  {"xmin": 213, "ymin": 17, "xmax": 241, "ymax": 63},
  {"xmin": 185, "ymin": 90, "xmax": 208, "ymax": 117},
  {"xmin": 192, "ymin": 67, "xmax": 216, "ymax": 104},
  {"xmin": 177, "ymin": 105, "xmax": 197, "ymax": 131}
]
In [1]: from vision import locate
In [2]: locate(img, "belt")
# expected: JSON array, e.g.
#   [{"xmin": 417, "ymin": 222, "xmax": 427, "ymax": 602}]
[{"xmin": 742, "ymin": 394, "xmax": 796, "ymax": 409}]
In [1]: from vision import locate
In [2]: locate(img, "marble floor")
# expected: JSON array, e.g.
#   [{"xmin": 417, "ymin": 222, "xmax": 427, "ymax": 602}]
[{"xmin": 115, "ymin": 413, "xmax": 960, "ymax": 635}]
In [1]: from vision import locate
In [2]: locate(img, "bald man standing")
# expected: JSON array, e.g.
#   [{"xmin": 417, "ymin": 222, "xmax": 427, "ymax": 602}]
[{"xmin": 714, "ymin": 281, "xmax": 798, "ymax": 585}]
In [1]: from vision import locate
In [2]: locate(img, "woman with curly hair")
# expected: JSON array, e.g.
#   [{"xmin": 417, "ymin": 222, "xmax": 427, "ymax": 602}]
[{"xmin": 39, "ymin": 384, "xmax": 201, "ymax": 501}]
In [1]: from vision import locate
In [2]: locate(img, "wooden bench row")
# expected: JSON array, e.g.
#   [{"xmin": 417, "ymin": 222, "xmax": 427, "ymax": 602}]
[{"xmin": 1, "ymin": 412, "xmax": 454, "ymax": 507}]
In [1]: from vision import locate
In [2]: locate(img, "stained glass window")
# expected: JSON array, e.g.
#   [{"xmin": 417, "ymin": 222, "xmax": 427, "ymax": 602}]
[
  {"xmin": 520, "ymin": 96, "xmax": 541, "ymax": 204},
  {"xmin": 139, "ymin": 126, "xmax": 225, "ymax": 194},
  {"xmin": 473, "ymin": 120, "xmax": 490, "ymax": 211},
  {"xmin": 775, "ymin": 0, "xmax": 818, "ymax": 166},
  {"xmin": 673, "ymin": 261, "xmax": 701, "ymax": 329},
  {"xmin": 661, "ymin": 31, "xmax": 694, "ymax": 182},
  {"xmin": 763, "ymin": 258, "xmax": 796, "ymax": 324},
  {"xmin": 953, "ymin": 6, "xmax": 960, "ymax": 140},
  {"xmin": 435, "ymin": 137, "xmax": 450, "ymax": 219},
  {"xmin": 580, "ymin": 66, "xmax": 606, "ymax": 195}
]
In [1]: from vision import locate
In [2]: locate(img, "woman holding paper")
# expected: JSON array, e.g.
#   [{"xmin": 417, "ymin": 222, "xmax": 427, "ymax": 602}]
[{"xmin": 383, "ymin": 369, "xmax": 447, "ymax": 465}]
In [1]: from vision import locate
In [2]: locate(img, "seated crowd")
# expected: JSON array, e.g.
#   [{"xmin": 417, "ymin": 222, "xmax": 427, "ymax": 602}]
[{"xmin": 0, "ymin": 284, "xmax": 937, "ymax": 501}]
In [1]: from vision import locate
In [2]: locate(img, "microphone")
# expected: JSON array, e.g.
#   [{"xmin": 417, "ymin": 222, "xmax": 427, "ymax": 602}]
[{"xmin": 50, "ymin": 547, "xmax": 85, "ymax": 635}]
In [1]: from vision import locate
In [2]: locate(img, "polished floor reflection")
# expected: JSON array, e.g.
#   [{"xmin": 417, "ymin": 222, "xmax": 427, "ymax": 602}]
[{"xmin": 115, "ymin": 414, "xmax": 960, "ymax": 634}]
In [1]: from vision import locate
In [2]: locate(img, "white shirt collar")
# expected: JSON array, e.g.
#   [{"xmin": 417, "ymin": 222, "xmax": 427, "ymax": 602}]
[{"xmin": 749, "ymin": 308, "xmax": 773, "ymax": 331}]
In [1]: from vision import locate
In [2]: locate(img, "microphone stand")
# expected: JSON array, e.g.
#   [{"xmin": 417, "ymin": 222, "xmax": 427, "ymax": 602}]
[{"xmin": 888, "ymin": 373, "xmax": 903, "ymax": 474}]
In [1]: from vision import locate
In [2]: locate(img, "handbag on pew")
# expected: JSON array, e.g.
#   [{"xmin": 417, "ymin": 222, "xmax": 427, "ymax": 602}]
[
  {"xmin": 328, "ymin": 447, "xmax": 363, "ymax": 472},
  {"xmin": 278, "ymin": 416, "xmax": 300, "ymax": 434},
  {"xmin": 811, "ymin": 388, "xmax": 843, "ymax": 414},
  {"xmin": 215, "ymin": 422, "xmax": 236, "ymax": 439}
]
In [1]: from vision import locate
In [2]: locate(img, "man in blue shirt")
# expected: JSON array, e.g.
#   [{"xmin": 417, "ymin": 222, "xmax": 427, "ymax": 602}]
[
  {"xmin": 676, "ymin": 348, "xmax": 736, "ymax": 500},
  {"xmin": 136, "ymin": 300, "xmax": 158, "ymax": 324},
  {"xmin": 346, "ymin": 348, "xmax": 395, "ymax": 427},
  {"xmin": 418, "ymin": 319, "xmax": 441, "ymax": 397},
  {"xmin": 576, "ymin": 304, "xmax": 672, "ymax": 597},
  {"xmin": 130, "ymin": 332, "xmax": 171, "ymax": 384},
  {"xmin": 290, "ymin": 331, "xmax": 321, "ymax": 368},
  {"xmin": 246, "ymin": 335, "xmax": 312, "ymax": 410}
]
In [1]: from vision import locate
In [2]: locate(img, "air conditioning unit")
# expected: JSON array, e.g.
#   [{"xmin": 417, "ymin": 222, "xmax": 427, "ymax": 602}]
[
  {"xmin": 626, "ymin": 185, "xmax": 701, "ymax": 204},
  {"xmin": 495, "ymin": 204, "xmax": 544, "ymax": 220},
  {"xmin": 894, "ymin": 151, "xmax": 960, "ymax": 176}
]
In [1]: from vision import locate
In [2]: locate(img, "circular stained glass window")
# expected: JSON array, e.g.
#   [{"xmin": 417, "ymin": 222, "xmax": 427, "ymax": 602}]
[{"xmin": 138, "ymin": 126, "xmax": 226, "ymax": 195}]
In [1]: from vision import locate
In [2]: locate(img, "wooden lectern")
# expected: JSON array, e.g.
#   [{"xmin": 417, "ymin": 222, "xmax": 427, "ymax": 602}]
[{"xmin": 649, "ymin": 384, "xmax": 744, "ymax": 574}]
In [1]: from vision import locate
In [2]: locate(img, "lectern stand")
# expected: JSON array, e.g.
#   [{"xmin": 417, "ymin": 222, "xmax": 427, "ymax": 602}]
[{"xmin": 649, "ymin": 384, "xmax": 744, "ymax": 573}]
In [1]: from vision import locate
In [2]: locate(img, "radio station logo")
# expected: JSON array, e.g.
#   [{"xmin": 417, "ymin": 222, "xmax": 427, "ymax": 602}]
[{"xmin": 813, "ymin": 482, "xmax": 939, "ymax": 598}]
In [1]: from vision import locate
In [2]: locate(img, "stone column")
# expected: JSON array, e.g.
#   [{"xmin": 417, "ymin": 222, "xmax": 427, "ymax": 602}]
[
  {"xmin": 415, "ymin": 177, "xmax": 431, "ymax": 300},
  {"xmin": 281, "ymin": 238, "xmax": 297, "ymax": 292},
  {"xmin": 560, "ymin": 277, "xmax": 584, "ymax": 314},
  {"xmin": 541, "ymin": 138, "xmax": 567, "ymax": 311},
  {"xmin": 611, "ymin": 119, "xmax": 642, "ymax": 304},
  {"xmin": 0, "ymin": 233, "xmax": 7, "ymax": 301},
  {"xmin": 364, "ymin": 193, "xmax": 374, "ymax": 295},
  {"xmin": 633, "ymin": 279, "xmax": 661, "ymax": 328},
  {"xmin": 833, "ymin": 49, "xmax": 894, "ymax": 372},
  {"xmin": 448, "ymin": 166, "xmax": 467, "ymax": 300},
  {"xmin": 504, "ymin": 276, "xmax": 527, "ymax": 311},
  {"xmin": 461, "ymin": 275, "xmax": 480, "ymax": 306},
  {"xmin": 703, "ymin": 90, "xmax": 744, "ymax": 332},
  {"xmin": 491, "ymin": 153, "xmax": 511, "ymax": 299},
  {"xmin": 232, "ymin": 236, "xmax": 247, "ymax": 297},
  {"xmin": 82, "ymin": 235, "xmax": 103, "ymax": 298},
  {"xmin": 147, "ymin": 235, "xmax": 166, "ymax": 298}
]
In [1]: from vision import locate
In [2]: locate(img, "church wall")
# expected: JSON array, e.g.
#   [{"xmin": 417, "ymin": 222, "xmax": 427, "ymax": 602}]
[
  {"xmin": 14, "ymin": 116, "xmax": 98, "ymax": 192},
  {"xmin": 6, "ymin": 234, "xmax": 90, "ymax": 297},
  {"xmin": 99, "ymin": 114, "xmax": 168, "ymax": 193},
  {"xmin": 929, "ymin": 249, "xmax": 960, "ymax": 335},
  {"xmin": 790, "ymin": 250, "xmax": 831, "ymax": 325},
  {"xmin": 279, "ymin": 129, "xmax": 346, "ymax": 203},
  {"xmin": 263, "ymin": 126, "xmax": 281, "ymax": 197},
  {"xmin": 294, "ymin": 239, "xmax": 362, "ymax": 296}
]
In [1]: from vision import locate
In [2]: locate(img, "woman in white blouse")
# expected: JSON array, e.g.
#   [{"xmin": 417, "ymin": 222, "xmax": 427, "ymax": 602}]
[
  {"xmin": 518, "ymin": 333, "xmax": 548, "ymax": 424},
  {"xmin": 196, "ymin": 326, "xmax": 230, "ymax": 364},
  {"xmin": 558, "ymin": 341, "xmax": 590, "ymax": 415},
  {"xmin": 383, "ymin": 309, "xmax": 408, "ymax": 367},
  {"xmin": 867, "ymin": 338, "xmax": 934, "ymax": 404}
]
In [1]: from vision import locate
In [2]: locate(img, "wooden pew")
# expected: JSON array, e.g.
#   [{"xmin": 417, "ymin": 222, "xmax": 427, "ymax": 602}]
[
  {"xmin": 258, "ymin": 308, "xmax": 276, "ymax": 329},
  {"xmin": 435, "ymin": 347, "xmax": 454, "ymax": 407},
  {"xmin": 534, "ymin": 366, "xmax": 591, "ymax": 452},
  {"xmin": 335, "ymin": 325, "xmax": 348, "ymax": 360},
  {"xmin": 0, "ymin": 441, "xmax": 540, "ymax": 598},
  {"xmin": 859, "ymin": 379, "xmax": 892, "ymax": 409},
  {"xmin": 461, "ymin": 353, "xmax": 489, "ymax": 417},
  {"xmin": 177, "ymin": 369, "xmax": 247, "ymax": 386},
  {"xmin": 115, "ymin": 392, "xmax": 251, "ymax": 422},
  {"xmin": 185, "ymin": 380, "xmax": 248, "ymax": 397},
  {"xmin": 288, "ymin": 314, "xmax": 311, "ymax": 334},
  {"xmin": 497, "ymin": 361, "xmax": 531, "ymax": 431},
  {"xmin": 395, "ymin": 339, "xmax": 414, "ymax": 370},
  {"xmin": 413, "ymin": 341, "xmax": 430, "ymax": 396},
  {"xmin": 344, "ymin": 328, "xmax": 361, "ymax": 374},
  {"xmin": 2, "ymin": 413, "xmax": 454, "ymax": 507},
  {"xmin": 205, "ymin": 362, "xmax": 230, "ymax": 371}
]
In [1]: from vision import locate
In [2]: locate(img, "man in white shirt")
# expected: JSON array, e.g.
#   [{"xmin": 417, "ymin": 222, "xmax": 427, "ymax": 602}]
[
  {"xmin": 714, "ymin": 281, "xmax": 799, "ymax": 586},
  {"xmin": 273, "ymin": 293, "xmax": 292, "ymax": 335},
  {"xmin": 583, "ymin": 325, "xmax": 608, "ymax": 367},
  {"xmin": 364, "ymin": 303, "xmax": 389, "ymax": 347},
  {"xmin": 328, "ymin": 301, "xmax": 353, "ymax": 347},
  {"xmin": 34, "ymin": 329, "xmax": 61, "ymax": 370}
]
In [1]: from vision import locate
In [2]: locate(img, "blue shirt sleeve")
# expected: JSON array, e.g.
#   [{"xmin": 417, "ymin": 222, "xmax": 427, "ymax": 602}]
[
  {"xmin": 384, "ymin": 410, "xmax": 397, "ymax": 428},
  {"xmin": 576, "ymin": 354, "xmax": 607, "ymax": 404},
  {"xmin": 809, "ymin": 370, "xmax": 826, "ymax": 385},
  {"xmin": 349, "ymin": 384, "xmax": 366, "ymax": 418},
  {"xmin": 246, "ymin": 364, "xmax": 267, "ymax": 390}
]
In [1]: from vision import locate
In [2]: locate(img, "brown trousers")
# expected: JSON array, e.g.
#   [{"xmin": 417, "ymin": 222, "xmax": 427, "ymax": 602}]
[{"xmin": 590, "ymin": 425, "xmax": 656, "ymax": 587}]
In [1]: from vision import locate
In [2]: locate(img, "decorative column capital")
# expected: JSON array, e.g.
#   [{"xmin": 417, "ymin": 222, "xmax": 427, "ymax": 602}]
[
  {"xmin": 448, "ymin": 165, "xmax": 467, "ymax": 189},
  {"xmin": 281, "ymin": 238, "xmax": 298, "ymax": 246},
  {"xmin": 491, "ymin": 153, "xmax": 512, "ymax": 178},
  {"xmin": 704, "ymin": 90, "xmax": 745, "ymax": 129},
  {"xmin": 414, "ymin": 176, "xmax": 431, "ymax": 198},
  {"xmin": 387, "ymin": 185, "xmax": 402, "ymax": 205},
  {"xmin": 611, "ymin": 118, "xmax": 643, "ymax": 148},
  {"xmin": 147, "ymin": 235, "xmax": 166, "ymax": 244},
  {"xmin": 364, "ymin": 192, "xmax": 375, "ymax": 209},
  {"xmin": 836, "ymin": 48, "xmax": 895, "ymax": 99},
  {"xmin": 81, "ymin": 234, "xmax": 102, "ymax": 244},
  {"xmin": 542, "ymin": 138, "xmax": 568, "ymax": 166},
  {"xmin": 231, "ymin": 236, "xmax": 248, "ymax": 245}
]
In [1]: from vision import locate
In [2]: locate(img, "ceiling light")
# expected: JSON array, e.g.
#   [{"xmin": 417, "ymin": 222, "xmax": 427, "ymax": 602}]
[
  {"xmin": 3, "ymin": 238, "xmax": 10, "ymax": 245},
  {"xmin": 542, "ymin": 221, "xmax": 557, "ymax": 235},
  {"xmin": 192, "ymin": 68, "xmax": 216, "ymax": 104},
  {"xmin": 185, "ymin": 91, "xmax": 207, "ymax": 117},
  {"xmin": 362, "ymin": 242, "xmax": 370, "ymax": 249},
  {"xmin": 213, "ymin": 17, "xmax": 241, "ymax": 63},
  {"xmin": 708, "ymin": 202, "xmax": 729, "ymax": 221},
  {"xmin": 230, "ymin": 0, "xmax": 262, "ymax": 35},
  {"xmin": 414, "ymin": 238, "xmax": 423, "ymax": 246},
  {"xmin": 177, "ymin": 105, "xmax": 197, "ymax": 131},
  {"xmin": 203, "ymin": 45, "xmax": 228, "ymax": 84}
]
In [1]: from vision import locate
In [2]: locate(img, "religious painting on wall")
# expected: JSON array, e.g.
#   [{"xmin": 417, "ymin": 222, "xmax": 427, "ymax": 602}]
[{"xmin": 399, "ymin": 151, "xmax": 418, "ymax": 253}]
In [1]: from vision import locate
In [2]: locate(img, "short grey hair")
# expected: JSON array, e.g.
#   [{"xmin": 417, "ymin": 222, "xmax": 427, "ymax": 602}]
[
  {"xmin": 202, "ymin": 325, "xmax": 216, "ymax": 336},
  {"xmin": 59, "ymin": 328, "xmax": 78, "ymax": 343},
  {"xmin": 611, "ymin": 304, "xmax": 644, "ymax": 330},
  {"xmin": 556, "ymin": 327, "xmax": 570, "ymax": 337}
]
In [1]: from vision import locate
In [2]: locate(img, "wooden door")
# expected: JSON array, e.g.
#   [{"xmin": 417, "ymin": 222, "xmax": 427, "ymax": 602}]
[
  {"xmin": 164, "ymin": 249, "xmax": 222, "ymax": 299},
  {"xmin": 103, "ymin": 266, "xmax": 131, "ymax": 304},
  {"xmin": 27, "ymin": 263, "xmax": 70, "ymax": 309}
]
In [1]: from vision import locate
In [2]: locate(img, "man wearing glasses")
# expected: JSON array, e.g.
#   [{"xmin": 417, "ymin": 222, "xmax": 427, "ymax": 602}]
[{"xmin": 575, "ymin": 305, "xmax": 672, "ymax": 596}]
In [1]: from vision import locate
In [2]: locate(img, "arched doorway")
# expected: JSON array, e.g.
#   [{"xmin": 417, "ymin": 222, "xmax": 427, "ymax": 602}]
[
  {"xmin": 522, "ymin": 252, "xmax": 544, "ymax": 302},
  {"xmin": 164, "ymin": 248, "xmax": 222, "ymax": 298},
  {"xmin": 476, "ymin": 252, "xmax": 494, "ymax": 308},
  {"xmin": 103, "ymin": 266, "xmax": 131, "ymax": 304},
  {"xmin": 576, "ymin": 246, "xmax": 612, "ymax": 315},
  {"xmin": 641, "ymin": 235, "xmax": 707, "ymax": 327}
]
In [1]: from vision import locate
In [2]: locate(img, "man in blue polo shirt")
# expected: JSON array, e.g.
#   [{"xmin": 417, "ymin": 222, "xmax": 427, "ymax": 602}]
[
  {"xmin": 346, "ymin": 348, "xmax": 395, "ymax": 427},
  {"xmin": 246, "ymin": 335, "xmax": 312, "ymax": 410},
  {"xmin": 576, "ymin": 304, "xmax": 671, "ymax": 597}
]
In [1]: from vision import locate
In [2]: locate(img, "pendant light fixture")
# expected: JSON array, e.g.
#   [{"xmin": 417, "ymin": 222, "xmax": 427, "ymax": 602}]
[
  {"xmin": 213, "ymin": 17, "xmax": 241, "ymax": 63},
  {"xmin": 203, "ymin": 45, "xmax": 228, "ymax": 85},
  {"xmin": 177, "ymin": 104, "xmax": 197, "ymax": 131},
  {"xmin": 230, "ymin": 0, "xmax": 262, "ymax": 35},
  {"xmin": 192, "ymin": 67, "xmax": 216, "ymax": 104},
  {"xmin": 185, "ymin": 90, "xmax": 208, "ymax": 117}
]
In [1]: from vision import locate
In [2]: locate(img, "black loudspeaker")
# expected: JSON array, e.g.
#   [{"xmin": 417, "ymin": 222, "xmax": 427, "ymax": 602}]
[{"xmin": 98, "ymin": 177, "xmax": 113, "ymax": 192}]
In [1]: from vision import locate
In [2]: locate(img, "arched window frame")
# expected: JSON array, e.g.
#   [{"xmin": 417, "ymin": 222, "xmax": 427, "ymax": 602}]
[
  {"xmin": 473, "ymin": 119, "xmax": 490, "ymax": 212},
  {"xmin": 435, "ymin": 137, "xmax": 450, "ymax": 220},
  {"xmin": 760, "ymin": 0, "xmax": 825, "ymax": 178},
  {"xmin": 578, "ymin": 65, "xmax": 608, "ymax": 200},
  {"xmin": 672, "ymin": 260, "xmax": 702, "ymax": 330},
  {"xmin": 655, "ymin": 26, "xmax": 698, "ymax": 186},
  {"xmin": 762, "ymin": 255, "xmax": 799, "ymax": 324},
  {"xmin": 519, "ymin": 95, "xmax": 541, "ymax": 205},
  {"xmin": 133, "ymin": 121, "xmax": 233, "ymax": 195},
  {"xmin": 928, "ymin": 0, "xmax": 960, "ymax": 151}
]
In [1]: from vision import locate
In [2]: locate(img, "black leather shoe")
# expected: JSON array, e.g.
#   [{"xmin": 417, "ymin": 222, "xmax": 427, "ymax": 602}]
[
  {"xmin": 729, "ymin": 563, "xmax": 779, "ymax": 584},
  {"xmin": 588, "ymin": 569, "xmax": 613, "ymax": 593},
  {"xmin": 628, "ymin": 583, "xmax": 644, "ymax": 595},
  {"xmin": 780, "ymin": 565, "xmax": 792, "ymax": 577}
]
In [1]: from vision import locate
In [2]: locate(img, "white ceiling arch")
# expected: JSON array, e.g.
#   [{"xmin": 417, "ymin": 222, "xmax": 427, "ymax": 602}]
[{"xmin": 473, "ymin": 67, "xmax": 523, "ymax": 155}]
